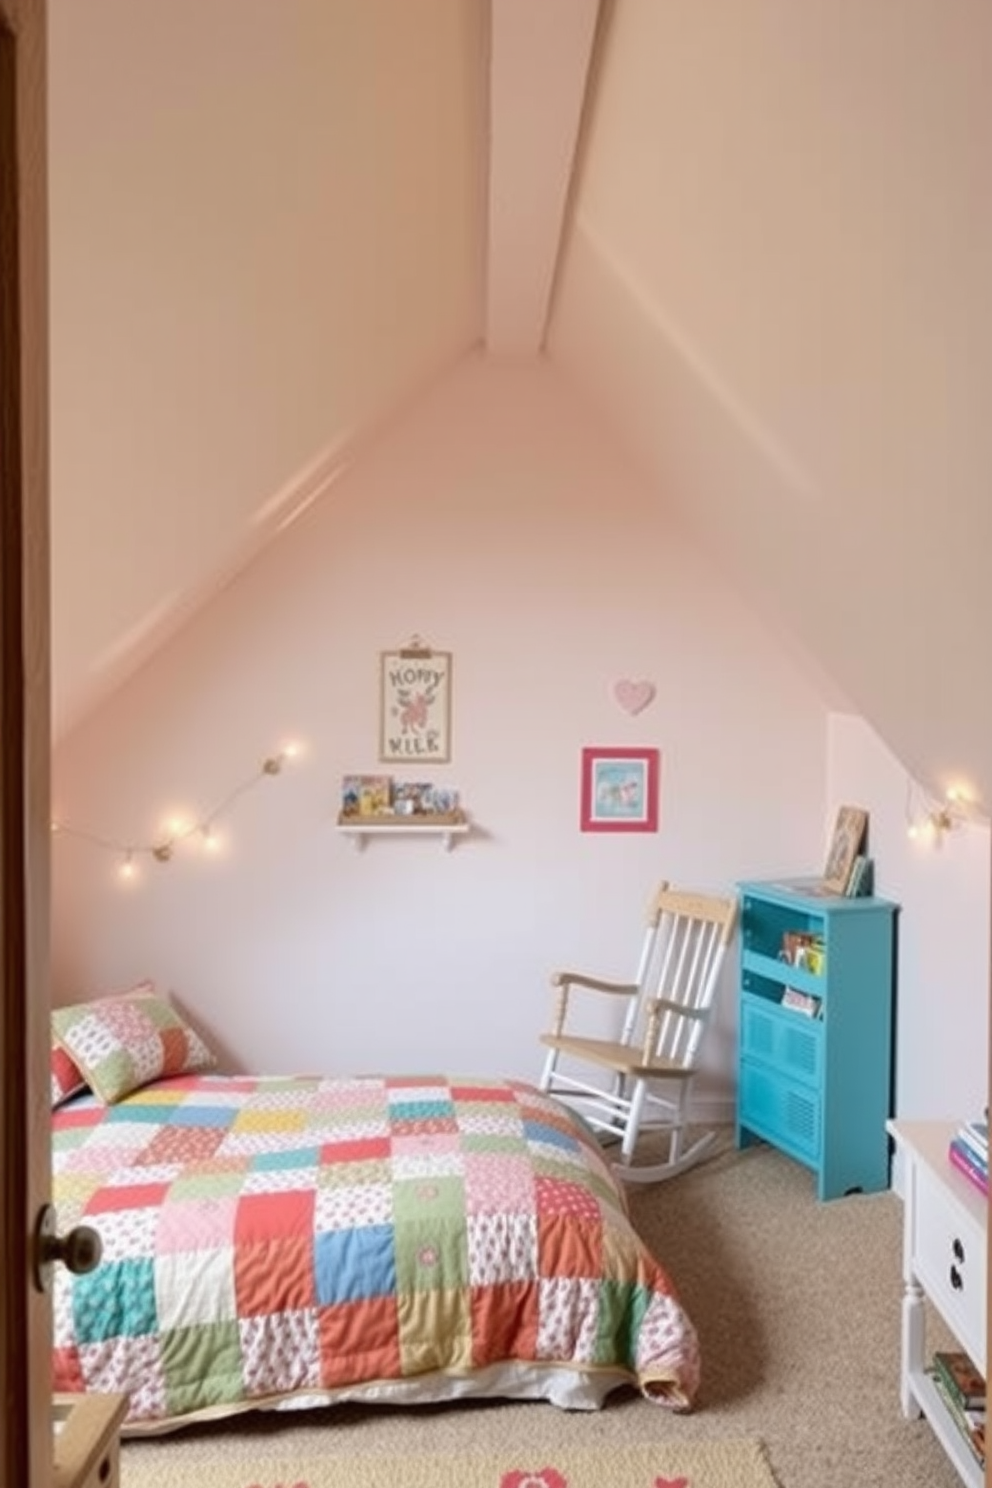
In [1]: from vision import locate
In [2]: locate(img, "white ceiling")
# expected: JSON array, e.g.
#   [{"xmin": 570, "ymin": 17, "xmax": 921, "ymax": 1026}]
[{"xmin": 48, "ymin": 0, "xmax": 992, "ymax": 805}]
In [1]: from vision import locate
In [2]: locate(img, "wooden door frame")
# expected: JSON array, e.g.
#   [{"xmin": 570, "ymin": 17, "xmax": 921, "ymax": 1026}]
[{"xmin": 0, "ymin": 0, "xmax": 50, "ymax": 1484}]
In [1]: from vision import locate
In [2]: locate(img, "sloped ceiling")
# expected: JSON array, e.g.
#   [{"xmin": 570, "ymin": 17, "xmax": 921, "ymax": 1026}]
[{"xmin": 49, "ymin": 0, "xmax": 992, "ymax": 806}]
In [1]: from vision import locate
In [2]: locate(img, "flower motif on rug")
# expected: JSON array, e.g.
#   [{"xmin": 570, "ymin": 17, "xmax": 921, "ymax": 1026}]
[{"xmin": 499, "ymin": 1469, "xmax": 568, "ymax": 1488}]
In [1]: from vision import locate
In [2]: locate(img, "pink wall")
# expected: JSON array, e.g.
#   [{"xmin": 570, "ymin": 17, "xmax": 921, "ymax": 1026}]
[{"xmin": 51, "ymin": 357, "xmax": 828, "ymax": 1113}]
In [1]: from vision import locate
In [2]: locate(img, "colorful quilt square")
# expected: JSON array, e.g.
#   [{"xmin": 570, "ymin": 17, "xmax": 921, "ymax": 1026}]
[
  {"xmin": 136, "ymin": 1125, "xmax": 228, "ymax": 1167},
  {"xmin": 450, "ymin": 1084, "xmax": 518, "ymax": 1104},
  {"xmin": 167, "ymin": 1168, "xmax": 249, "ymax": 1202},
  {"xmin": 87, "ymin": 1180, "xmax": 170, "ymax": 1214},
  {"xmin": 72, "ymin": 1257, "xmax": 158, "ymax": 1343},
  {"xmin": 250, "ymin": 1145, "xmax": 320, "ymax": 1172},
  {"xmin": 459, "ymin": 1128, "xmax": 528, "ymax": 1150},
  {"xmin": 317, "ymin": 1295, "xmax": 401, "ymax": 1387},
  {"xmin": 319, "ymin": 1136, "xmax": 391, "ymax": 1165},
  {"xmin": 243, "ymin": 1164, "xmax": 319, "ymax": 1196},
  {"xmin": 160, "ymin": 1320, "xmax": 243, "ymax": 1416},
  {"xmin": 391, "ymin": 1175, "xmax": 466, "ymax": 1223},
  {"xmin": 396, "ymin": 1285, "xmax": 472, "ymax": 1374},
  {"xmin": 393, "ymin": 1215, "xmax": 469, "ymax": 1293},
  {"xmin": 62, "ymin": 1143, "xmax": 139, "ymax": 1178},
  {"xmin": 538, "ymin": 1210, "xmax": 604, "ymax": 1279},
  {"xmin": 88, "ymin": 1203, "xmax": 160, "ymax": 1262},
  {"xmin": 314, "ymin": 1182, "xmax": 392, "ymax": 1233},
  {"xmin": 467, "ymin": 1211, "xmax": 538, "ymax": 1286},
  {"xmin": 79, "ymin": 1333, "xmax": 168, "ymax": 1419},
  {"xmin": 230, "ymin": 1108, "xmax": 307, "ymax": 1135},
  {"xmin": 317, "ymin": 1156, "xmax": 392, "ymax": 1190},
  {"xmin": 154, "ymin": 1245, "xmax": 238, "ymax": 1328},
  {"xmin": 536, "ymin": 1275, "xmax": 600, "ymax": 1363},
  {"xmin": 470, "ymin": 1280, "xmax": 540, "ymax": 1366},
  {"xmin": 52, "ymin": 1343, "xmax": 86, "ymax": 1392},
  {"xmin": 594, "ymin": 1278, "xmax": 651, "ymax": 1367},
  {"xmin": 387, "ymin": 1099, "xmax": 456, "ymax": 1123},
  {"xmin": 233, "ymin": 1188, "xmax": 314, "ymax": 1244},
  {"xmin": 535, "ymin": 1175, "xmax": 602, "ymax": 1222},
  {"xmin": 168, "ymin": 1105, "xmax": 237, "ymax": 1129},
  {"xmin": 157, "ymin": 1196, "xmax": 238, "ymax": 1253},
  {"xmin": 234, "ymin": 1235, "xmax": 316, "ymax": 1315},
  {"xmin": 313, "ymin": 1224, "xmax": 396, "ymax": 1304},
  {"xmin": 390, "ymin": 1142, "xmax": 465, "ymax": 1182},
  {"xmin": 462, "ymin": 1152, "xmax": 536, "ymax": 1215},
  {"xmin": 239, "ymin": 1308, "xmax": 321, "ymax": 1395},
  {"xmin": 523, "ymin": 1118, "xmax": 582, "ymax": 1153}
]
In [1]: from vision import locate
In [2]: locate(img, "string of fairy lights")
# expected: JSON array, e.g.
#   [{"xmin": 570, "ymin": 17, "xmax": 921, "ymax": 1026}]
[{"xmin": 51, "ymin": 742, "xmax": 303, "ymax": 884}]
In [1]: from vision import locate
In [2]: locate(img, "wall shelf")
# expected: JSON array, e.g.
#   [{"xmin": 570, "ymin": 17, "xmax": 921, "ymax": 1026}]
[{"xmin": 336, "ymin": 812, "xmax": 470, "ymax": 852}]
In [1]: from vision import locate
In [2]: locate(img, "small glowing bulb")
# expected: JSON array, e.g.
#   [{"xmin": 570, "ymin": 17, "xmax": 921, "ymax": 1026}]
[
  {"xmin": 282, "ymin": 741, "xmax": 301, "ymax": 760},
  {"xmin": 119, "ymin": 853, "xmax": 137, "ymax": 882},
  {"xmin": 201, "ymin": 824, "xmax": 221, "ymax": 853},
  {"xmin": 907, "ymin": 823, "xmax": 919, "ymax": 840}
]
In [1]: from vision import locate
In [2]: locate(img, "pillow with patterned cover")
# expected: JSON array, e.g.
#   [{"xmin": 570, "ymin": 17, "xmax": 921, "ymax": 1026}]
[
  {"xmin": 51, "ymin": 983, "xmax": 217, "ymax": 1103},
  {"xmin": 50, "ymin": 1041, "xmax": 88, "ymax": 1109}
]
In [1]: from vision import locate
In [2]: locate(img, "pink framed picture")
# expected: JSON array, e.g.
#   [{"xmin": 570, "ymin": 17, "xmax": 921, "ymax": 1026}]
[{"xmin": 580, "ymin": 747, "xmax": 660, "ymax": 833}]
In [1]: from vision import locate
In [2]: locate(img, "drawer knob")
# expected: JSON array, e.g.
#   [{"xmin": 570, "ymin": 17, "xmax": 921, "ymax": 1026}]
[
  {"xmin": 952, "ymin": 1237, "xmax": 965, "ymax": 1264},
  {"xmin": 950, "ymin": 1264, "xmax": 964, "ymax": 1291}
]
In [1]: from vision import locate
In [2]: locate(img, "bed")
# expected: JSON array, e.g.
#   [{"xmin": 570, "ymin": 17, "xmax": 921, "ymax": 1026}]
[{"xmin": 49, "ymin": 989, "xmax": 700, "ymax": 1435}]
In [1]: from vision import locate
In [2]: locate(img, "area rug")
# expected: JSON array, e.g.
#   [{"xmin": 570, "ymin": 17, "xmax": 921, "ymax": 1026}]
[{"xmin": 121, "ymin": 1439, "xmax": 781, "ymax": 1488}]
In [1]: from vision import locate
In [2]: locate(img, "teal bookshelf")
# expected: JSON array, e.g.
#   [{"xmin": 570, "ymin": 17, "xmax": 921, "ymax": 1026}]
[{"xmin": 736, "ymin": 878, "xmax": 899, "ymax": 1201}]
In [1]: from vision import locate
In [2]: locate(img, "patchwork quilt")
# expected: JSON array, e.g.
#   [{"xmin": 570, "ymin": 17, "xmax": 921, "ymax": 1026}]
[{"xmin": 52, "ymin": 1074, "xmax": 700, "ymax": 1431}]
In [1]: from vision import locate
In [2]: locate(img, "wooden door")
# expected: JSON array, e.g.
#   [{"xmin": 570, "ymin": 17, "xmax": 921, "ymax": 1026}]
[{"xmin": 0, "ymin": 0, "xmax": 52, "ymax": 1485}]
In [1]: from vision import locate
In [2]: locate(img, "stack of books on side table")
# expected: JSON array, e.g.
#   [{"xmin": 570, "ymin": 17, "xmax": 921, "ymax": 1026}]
[
  {"xmin": 948, "ymin": 1116, "xmax": 989, "ymax": 1197},
  {"xmin": 927, "ymin": 1349, "xmax": 986, "ymax": 1471}
]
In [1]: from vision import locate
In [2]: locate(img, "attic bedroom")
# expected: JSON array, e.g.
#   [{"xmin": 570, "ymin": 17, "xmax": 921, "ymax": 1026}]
[
  {"xmin": 4, "ymin": 0, "xmax": 991, "ymax": 1484},
  {"xmin": 47, "ymin": 0, "xmax": 990, "ymax": 1119}
]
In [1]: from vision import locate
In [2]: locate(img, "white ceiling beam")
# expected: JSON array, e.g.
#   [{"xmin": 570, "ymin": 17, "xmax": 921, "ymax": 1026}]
[{"xmin": 486, "ymin": 0, "xmax": 601, "ymax": 357}]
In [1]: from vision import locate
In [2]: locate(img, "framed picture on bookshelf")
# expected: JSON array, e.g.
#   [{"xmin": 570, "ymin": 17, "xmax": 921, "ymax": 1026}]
[
  {"xmin": 580, "ymin": 746, "xmax": 660, "ymax": 833},
  {"xmin": 379, "ymin": 637, "xmax": 452, "ymax": 764},
  {"xmin": 822, "ymin": 805, "xmax": 868, "ymax": 893}
]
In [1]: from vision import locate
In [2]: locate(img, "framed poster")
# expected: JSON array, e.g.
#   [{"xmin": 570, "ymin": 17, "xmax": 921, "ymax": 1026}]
[
  {"xmin": 822, "ymin": 804, "xmax": 868, "ymax": 893},
  {"xmin": 580, "ymin": 746, "xmax": 660, "ymax": 833},
  {"xmin": 379, "ymin": 639, "xmax": 452, "ymax": 763}
]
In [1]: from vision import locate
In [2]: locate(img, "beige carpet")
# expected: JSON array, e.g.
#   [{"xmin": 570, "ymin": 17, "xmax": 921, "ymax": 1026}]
[
  {"xmin": 119, "ymin": 1132, "xmax": 965, "ymax": 1488},
  {"xmin": 121, "ymin": 1438, "xmax": 780, "ymax": 1488}
]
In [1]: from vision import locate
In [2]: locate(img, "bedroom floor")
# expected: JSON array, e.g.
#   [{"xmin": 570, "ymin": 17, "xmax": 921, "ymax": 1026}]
[{"xmin": 120, "ymin": 1130, "xmax": 962, "ymax": 1488}]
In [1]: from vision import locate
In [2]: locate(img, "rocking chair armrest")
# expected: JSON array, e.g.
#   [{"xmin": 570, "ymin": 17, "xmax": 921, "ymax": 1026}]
[
  {"xmin": 550, "ymin": 971, "xmax": 639, "ymax": 998},
  {"xmin": 641, "ymin": 997, "xmax": 706, "ymax": 1062},
  {"xmin": 548, "ymin": 972, "xmax": 639, "ymax": 1041},
  {"xmin": 645, "ymin": 997, "xmax": 707, "ymax": 1020}
]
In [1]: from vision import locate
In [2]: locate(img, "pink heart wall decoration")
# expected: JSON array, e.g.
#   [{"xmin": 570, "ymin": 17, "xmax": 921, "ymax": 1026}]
[{"xmin": 612, "ymin": 679, "xmax": 656, "ymax": 716}]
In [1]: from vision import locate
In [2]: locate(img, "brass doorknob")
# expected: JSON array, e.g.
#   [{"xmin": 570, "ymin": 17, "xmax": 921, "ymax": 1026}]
[{"xmin": 33, "ymin": 1204, "xmax": 102, "ymax": 1293}]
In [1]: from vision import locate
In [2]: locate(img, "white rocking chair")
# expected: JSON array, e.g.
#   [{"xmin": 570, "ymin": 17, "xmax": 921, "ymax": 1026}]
[{"xmin": 538, "ymin": 882, "xmax": 738, "ymax": 1183}]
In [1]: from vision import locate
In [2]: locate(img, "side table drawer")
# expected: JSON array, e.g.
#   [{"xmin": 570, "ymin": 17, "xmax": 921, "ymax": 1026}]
[
  {"xmin": 913, "ymin": 1163, "xmax": 987, "ymax": 1370},
  {"xmin": 739, "ymin": 1058, "xmax": 820, "ymax": 1163}
]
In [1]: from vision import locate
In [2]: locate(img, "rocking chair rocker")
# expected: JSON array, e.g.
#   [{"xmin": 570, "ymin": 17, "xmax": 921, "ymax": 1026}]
[{"xmin": 539, "ymin": 881, "xmax": 738, "ymax": 1183}]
